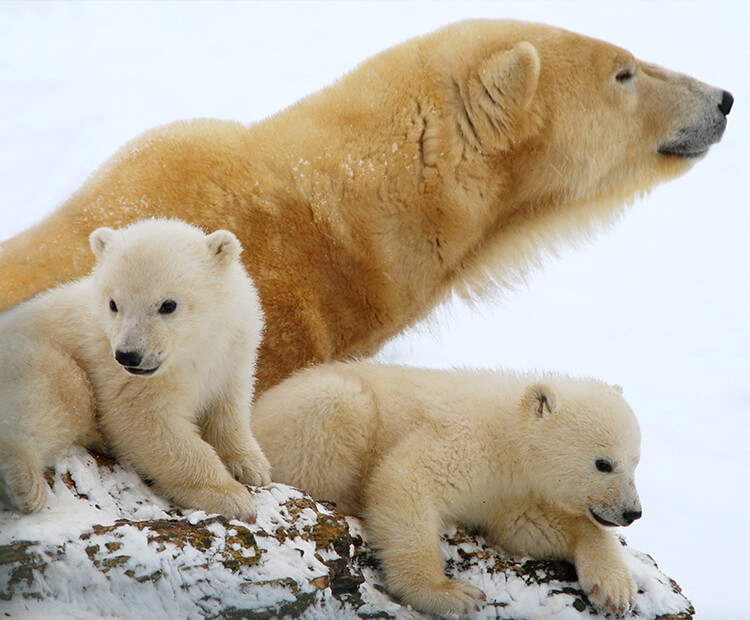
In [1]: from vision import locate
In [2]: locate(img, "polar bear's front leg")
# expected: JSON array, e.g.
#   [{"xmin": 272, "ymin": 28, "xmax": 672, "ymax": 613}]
[
  {"xmin": 200, "ymin": 387, "xmax": 271, "ymax": 488},
  {"xmin": 101, "ymin": 409, "xmax": 258, "ymax": 520},
  {"xmin": 573, "ymin": 522, "xmax": 637, "ymax": 615},
  {"xmin": 363, "ymin": 457, "xmax": 486, "ymax": 616}
]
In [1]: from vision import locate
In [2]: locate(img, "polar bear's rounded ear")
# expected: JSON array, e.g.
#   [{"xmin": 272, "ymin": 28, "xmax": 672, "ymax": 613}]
[
  {"xmin": 89, "ymin": 227, "xmax": 116, "ymax": 260},
  {"xmin": 463, "ymin": 41, "xmax": 541, "ymax": 151},
  {"xmin": 612, "ymin": 384, "xmax": 624, "ymax": 395},
  {"xmin": 206, "ymin": 230, "xmax": 241, "ymax": 266},
  {"xmin": 521, "ymin": 383, "xmax": 558, "ymax": 418}
]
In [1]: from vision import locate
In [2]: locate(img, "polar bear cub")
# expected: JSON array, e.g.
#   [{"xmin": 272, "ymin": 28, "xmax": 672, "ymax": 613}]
[
  {"xmin": 0, "ymin": 219, "xmax": 270, "ymax": 519},
  {"xmin": 252, "ymin": 362, "xmax": 642, "ymax": 616}
]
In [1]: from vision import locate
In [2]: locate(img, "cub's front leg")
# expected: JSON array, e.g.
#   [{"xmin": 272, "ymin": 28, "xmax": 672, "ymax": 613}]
[
  {"xmin": 101, "ymin": 406, "xmax": 258, "ymax": 520},
  {"xmin": 363, "ymin": 451, "xmax": 486, "ymax": 617},
  {"xmin": 573, "ymin": 520, "xmax": 637, "ymax": 615},
  {"xmin": 200, "ymin": 380, "xmax": 271, "ymax": 487}
]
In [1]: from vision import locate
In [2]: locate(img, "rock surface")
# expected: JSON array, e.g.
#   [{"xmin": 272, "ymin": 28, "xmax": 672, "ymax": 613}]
[{"xmin": 0, "ymin": 448, "xmax": 693, "ymax": 619}]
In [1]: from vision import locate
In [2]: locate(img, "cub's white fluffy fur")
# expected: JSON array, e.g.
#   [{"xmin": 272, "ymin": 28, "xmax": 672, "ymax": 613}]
[
  {"xmin": 0, "ymin": 219, "xmax": 270, "ymax": 519},
  {"xmin": 253, "ymin": 362, "xmax": 642, "ymax": 615}
]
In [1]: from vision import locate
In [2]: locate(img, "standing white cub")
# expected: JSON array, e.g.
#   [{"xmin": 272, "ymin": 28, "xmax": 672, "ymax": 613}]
[
  {"xmin": 253, "ymin": 362, "xmax": 642, "ymax": 616},
  {"xmin": 0, "ymin": 219, "xmax": 270, "ymax": 519}
]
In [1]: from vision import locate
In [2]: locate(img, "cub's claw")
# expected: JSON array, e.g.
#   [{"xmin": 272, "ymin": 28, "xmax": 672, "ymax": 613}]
[
  {"xmin": 409, "ymin": 578, "xmax": 486, "ymax": 617},
  {"xmin": 178, "ymin": 478, "xmax": 258, "ymax": 521},
  {"xmin": 584, "ymin": 575, "xmax": 636, "ymax": 616},
  {"xmin": 225, "ymin": 452, "xmax": 271, "ymax": 486}
]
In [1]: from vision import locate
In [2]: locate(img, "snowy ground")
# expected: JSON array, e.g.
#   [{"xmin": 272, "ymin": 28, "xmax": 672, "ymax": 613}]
[
  {"xmin": 0, "ymin": 2, "xmax": 747, "ymax": 618},
  {"xmin": 0, "ymin": 447, "xmax": 692, "ymax": 619}
]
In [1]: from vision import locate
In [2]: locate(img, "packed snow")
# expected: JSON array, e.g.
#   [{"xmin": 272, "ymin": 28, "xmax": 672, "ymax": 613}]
[
  {"xmin": 0, "ymin": 447, "xmax": 691, "ymax": 619},
  {"xmin": 0, "ymin": 2, "xmax": 747, "ymax": 618},
  {"xmin": 0, "ymin": 448, "xmax": 334, "ymax": 619}
]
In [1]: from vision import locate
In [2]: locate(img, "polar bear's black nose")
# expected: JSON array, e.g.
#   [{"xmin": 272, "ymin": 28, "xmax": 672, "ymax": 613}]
[
  {"xmin": 115, "ymin": 350, "xmax": 143, "ymax": 367},
  {"xmin": 719, "ymin": 90, "xmax": 734, "ymax": 116},
  {"xmin": 622, "ymin": 510, "xmax": 642, "ymax": 525}
]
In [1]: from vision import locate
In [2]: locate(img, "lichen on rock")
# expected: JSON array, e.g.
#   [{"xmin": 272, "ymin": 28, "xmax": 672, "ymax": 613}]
[{"xmin": 0, "ymin": 447, "xmax": 693, "ymax": 618}]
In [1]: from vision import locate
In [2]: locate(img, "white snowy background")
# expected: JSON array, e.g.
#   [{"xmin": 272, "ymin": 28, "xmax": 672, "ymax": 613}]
[{"xmin": 0, "ymin": 1, "xmax": 746, "ymax": 618}]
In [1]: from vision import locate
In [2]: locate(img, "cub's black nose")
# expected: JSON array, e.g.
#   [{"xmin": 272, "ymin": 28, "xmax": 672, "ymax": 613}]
[
  {"xmin": 719, "ymin": 90, "xmax": 734, "ymax": 116},
  {"xmin": 115, "ymin": 350, "xmax": 142, "ymax": 367},
  {"xmin": 622, "ymin": 510, "xmax": 642, "ymax": 526}
]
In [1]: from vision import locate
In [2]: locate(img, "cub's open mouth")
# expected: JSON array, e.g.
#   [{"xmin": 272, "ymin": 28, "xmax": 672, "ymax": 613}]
[
  {"xmin": 589, "ymin": 507, "xmax": 618, "ymax": 528},
  {"xmin": 657, "ymin": 144, "xmax": 709, "ymax": 159},
  {"xmin": 124, "ymin": 366, "xmax": 159, "ymax": 376}
]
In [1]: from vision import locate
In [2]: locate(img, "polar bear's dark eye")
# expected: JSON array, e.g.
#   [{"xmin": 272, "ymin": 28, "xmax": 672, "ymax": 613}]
[
  {"xmin": 109, "ymin": 299, "xmax": 118, "ymax": 313},
  {"xmin": 595, "ymin": 459, "xmax": 614, "ymax": 473},
  {"xmin": 159, "ymin": 300, "xmax": 178, "ymax": 315},
  {"xmin": 616, "ymin": 68, "xmax": 634, "ymax": 83}
]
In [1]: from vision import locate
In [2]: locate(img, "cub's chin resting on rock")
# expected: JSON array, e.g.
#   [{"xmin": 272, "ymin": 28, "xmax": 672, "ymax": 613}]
[
  {"xmin": 253, "ymin": 362, "xmax": 642, "ymax": 616},
  {"xmin": 0, "ymin": 219, "xmax": 270, "ymax": 519}
]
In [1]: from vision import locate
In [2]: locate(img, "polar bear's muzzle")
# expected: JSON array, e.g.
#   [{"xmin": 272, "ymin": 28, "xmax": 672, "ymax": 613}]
[{"xmin": 657, "ymin": 82, "xmax": 733, "ymax": 159}]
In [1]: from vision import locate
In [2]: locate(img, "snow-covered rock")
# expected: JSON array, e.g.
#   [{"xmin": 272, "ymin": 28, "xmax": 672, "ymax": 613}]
[{"xmin": 0, "ymin": 447, "xmax": 693, "ymax": 619}]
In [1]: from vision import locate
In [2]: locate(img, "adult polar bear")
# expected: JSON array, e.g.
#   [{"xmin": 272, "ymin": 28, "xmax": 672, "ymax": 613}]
[{"xmin": 0, "ymin": 20, "xmax": 732, "ymax": 393}]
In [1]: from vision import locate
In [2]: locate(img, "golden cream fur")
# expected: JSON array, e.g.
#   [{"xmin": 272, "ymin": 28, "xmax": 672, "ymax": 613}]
[
  {"xmin": 252, "ymin": 362, "xmax": 642, "ymax": 616},
  {"xmin": 0, "ymin": 219, "xmax": 270, "ymax": 518},
  {"xmin": 0, "ymin": 20, "xmax": 731, "ymax": 393}
]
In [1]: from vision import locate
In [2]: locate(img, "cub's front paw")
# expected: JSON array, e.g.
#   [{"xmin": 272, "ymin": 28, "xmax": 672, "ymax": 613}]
[
  {"xmin": 181, "ymin": 479, "xmax": 258, "ymax": 522},
  {"xmin": 225, "ymin": 450, "xmax": 271, "ymax": 486},
  {"xmin": 408, "ymin": 578, "xmax": 486, "ymax": 617},
  {"xmin": 580, "ymin": 566, "xmax": 637, "ymax": 615}
]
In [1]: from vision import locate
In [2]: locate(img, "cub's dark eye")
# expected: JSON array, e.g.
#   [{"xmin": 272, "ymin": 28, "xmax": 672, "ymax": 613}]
[
  {"xmin": 616, "ymin": 68, "xmax": 634, "ymax": 83},
  {"xmin": 596, "ymin": 459, "xmax": 614, "ymax": 473},
  {"xmin": 159, "ymin": 300, "xmax": 178, "ymax": 315},
  {"xmin": 109, "ymin": 299, "xmax": 118, "ymax": 313}
]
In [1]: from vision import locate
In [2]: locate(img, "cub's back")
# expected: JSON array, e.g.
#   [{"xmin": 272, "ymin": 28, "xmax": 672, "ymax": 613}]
[{"xmin": 252, "ymin": 362, "xmax": 523, "ymax": 513}]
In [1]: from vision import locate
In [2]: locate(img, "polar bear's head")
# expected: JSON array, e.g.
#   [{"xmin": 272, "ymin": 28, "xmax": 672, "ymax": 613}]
[
  {"xmin": 518, "ymin": 377, "xmax": 642, "ymax": 529},
  {"xmin": 89, "ymin": 219, "xmax": 245, "ymax": 377}
]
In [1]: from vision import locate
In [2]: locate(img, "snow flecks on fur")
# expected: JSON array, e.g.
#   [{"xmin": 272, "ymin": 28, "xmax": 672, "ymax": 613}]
[{"xmin": 0, "ymin": 447, "xmax": 692, "ymax": 619}]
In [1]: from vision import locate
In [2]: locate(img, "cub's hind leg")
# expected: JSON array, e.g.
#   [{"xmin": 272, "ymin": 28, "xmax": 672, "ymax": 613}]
[{"xmin": 0, "ymin": 337, "xmax": 96, "ymax": 512}]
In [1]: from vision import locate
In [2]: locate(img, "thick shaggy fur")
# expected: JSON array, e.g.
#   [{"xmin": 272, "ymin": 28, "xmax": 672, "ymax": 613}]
[
  {"xmin": 0, "ymin": 220, "xmax": 270, "ymax": 518},
  {"xmin": 0, "ymin": 20, "xmax": 731, "ymax": 393},
  {"xmin": 253, "ymin": 363, "xmax": 642, "ymax": 616}
]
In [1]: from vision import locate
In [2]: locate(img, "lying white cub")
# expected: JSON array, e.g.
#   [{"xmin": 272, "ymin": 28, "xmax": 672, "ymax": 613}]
[{"xmin": 252, "ymin": 362, "xmax": 642, "ymax": 615}]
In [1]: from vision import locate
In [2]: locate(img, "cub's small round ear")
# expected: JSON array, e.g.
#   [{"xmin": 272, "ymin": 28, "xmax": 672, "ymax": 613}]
[
  {"xmin": 206, "ymin": 230, "xmax": 241, "ymax": 265},
  {"xmin": 612, "ymin": 384, "xmax": 624, "ymax": 395},
  {"xmin": 89, "ymin": 227, "xmax": 115, "ymax": 259},
  {"xmin": 521, "ymin": 383, "xmax": 558, "ymax": 418}
]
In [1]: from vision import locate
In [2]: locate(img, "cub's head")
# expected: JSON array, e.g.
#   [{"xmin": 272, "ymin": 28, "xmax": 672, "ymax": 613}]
[
  {"xmin": 518, "ymin": 376, "xmax": 642, "ymax": 529},
  {"xmin": 89, "ymin": 219, "xmax": 243, "ymax": 377}
]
